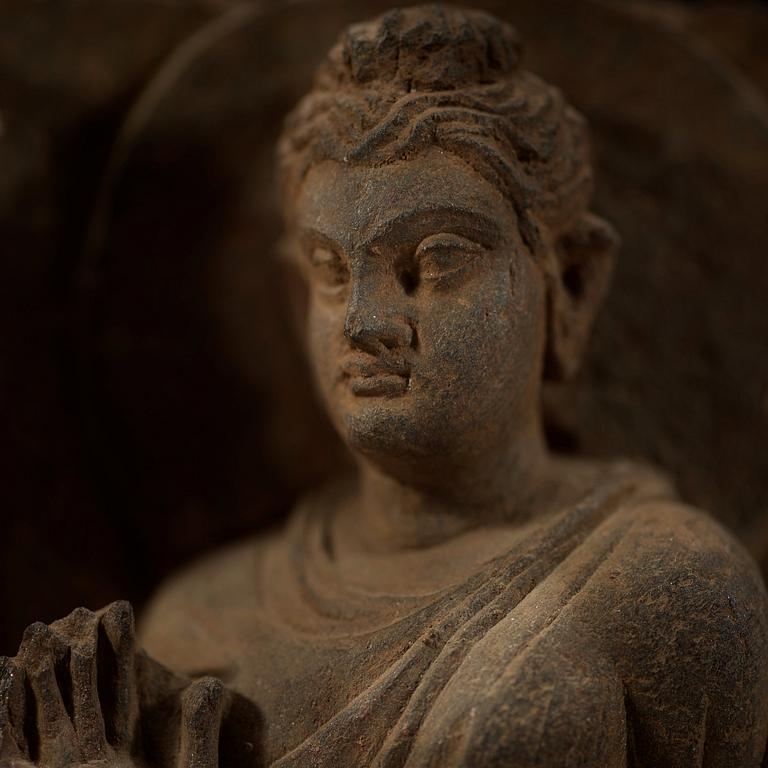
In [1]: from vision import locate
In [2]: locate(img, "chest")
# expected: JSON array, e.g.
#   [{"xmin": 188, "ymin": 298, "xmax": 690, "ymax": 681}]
[{"xmin": 223, "ymin": 612, "xmax": 431, "ymax": 764}]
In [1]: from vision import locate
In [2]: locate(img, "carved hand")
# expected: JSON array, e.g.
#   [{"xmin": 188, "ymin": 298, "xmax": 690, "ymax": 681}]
[{"xmin": 0, "ymin": 602, "xmax": 228, "ymax": 768}]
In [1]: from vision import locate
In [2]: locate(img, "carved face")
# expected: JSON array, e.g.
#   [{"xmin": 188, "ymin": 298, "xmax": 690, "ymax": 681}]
[{"xmin": 291, "ymin": 148, "xmax": 547, "ymax": 483}]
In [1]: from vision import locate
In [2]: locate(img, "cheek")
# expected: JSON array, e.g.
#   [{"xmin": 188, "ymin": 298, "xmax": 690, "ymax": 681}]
[
  {"xmin": 417, "ymin": 262, "xmax": 544, "ymax": 400},
  {"xmin": 306, "ymin": 298, "xmax": 344, "ymax": 391}
]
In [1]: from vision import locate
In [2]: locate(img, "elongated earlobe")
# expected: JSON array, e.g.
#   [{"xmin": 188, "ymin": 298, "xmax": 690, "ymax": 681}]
[{"xmin": 544, "ymin": 212, "xmax": 618, "ymax": 381}]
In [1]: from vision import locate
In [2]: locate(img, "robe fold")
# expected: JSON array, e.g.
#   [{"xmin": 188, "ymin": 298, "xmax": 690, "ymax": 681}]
[{"xmin": 141, "ymin": 461, "xmax": 768, "ymax": 767}]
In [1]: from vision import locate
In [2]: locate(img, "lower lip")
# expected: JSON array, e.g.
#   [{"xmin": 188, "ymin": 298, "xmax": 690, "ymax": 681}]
[{"xmin": 350, "ymin": 374, "xmax": 409, "ymax": 398}]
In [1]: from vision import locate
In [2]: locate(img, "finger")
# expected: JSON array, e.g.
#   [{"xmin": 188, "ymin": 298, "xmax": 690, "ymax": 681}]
[
  {"xmin": 177, "ymin": 677, "xmax": 228, "ymax": 768},
  {"xmin": 0, "ymin": 657, "xmax": 29, "ymax": 760},
  {"xmin": 73, "ymin": 616, "xmax": 109, "ymax": 761},
  {"xmin": 49, "ymin": 605, "xmax": 96, "ymax": 638},
  {"xmin": 51, "ymin": 607, "xmax": 109, "ymax": 762},
  {"xmin": 71, "ymin": 642, "xmax": 108, "ymax": 761},
  {"xmin": 19, "ymin": 622, "xmax": 78, "ymax": 764},
  {"xmin": 97, "ymin": 601, "xmax": 138, "ymax": 749}
]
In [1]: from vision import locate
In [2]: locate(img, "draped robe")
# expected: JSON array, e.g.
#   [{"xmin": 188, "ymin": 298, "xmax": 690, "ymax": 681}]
[{"xmin": 141, "ymin": 461, "xmax": 768, "ymax": 767}]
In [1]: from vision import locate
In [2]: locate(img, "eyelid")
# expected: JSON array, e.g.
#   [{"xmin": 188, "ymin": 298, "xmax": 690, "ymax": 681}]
[
  {"xmin": 309, "ymin": 244, "xmax": 342, "ymax": 264},
  {"xmin": 305, "ymin": 243, "xmax": 350, "ymax": 296},
  {"xmin": 413, "ymin": 233, "xmax": 484, "ymax": 283},
  {"xmin": 415, "ymin": 233, "xmax": 483, "ymax": 256}
]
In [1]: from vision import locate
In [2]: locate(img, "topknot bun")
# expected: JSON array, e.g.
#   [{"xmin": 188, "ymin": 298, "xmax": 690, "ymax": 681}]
[{"xmin": 321, "ymin": 5, "xmax": 522, "ymax": 91}]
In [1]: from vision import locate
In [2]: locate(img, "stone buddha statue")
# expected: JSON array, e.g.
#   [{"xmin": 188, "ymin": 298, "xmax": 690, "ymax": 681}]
[{"xmin": 2, "ymin": 5, "xmax": 768, "ymax": 767}]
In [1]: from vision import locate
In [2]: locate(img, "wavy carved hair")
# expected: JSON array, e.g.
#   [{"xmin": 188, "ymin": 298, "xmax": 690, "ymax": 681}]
[{"xmin": 277, "ymin": 4, "xmax": 594, "ymax": 257}]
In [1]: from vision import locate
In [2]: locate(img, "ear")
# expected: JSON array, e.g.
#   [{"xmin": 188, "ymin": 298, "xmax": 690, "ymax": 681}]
[{"xmin": 543, "ymin": 212, "xmax": 618, "ymax": 381}]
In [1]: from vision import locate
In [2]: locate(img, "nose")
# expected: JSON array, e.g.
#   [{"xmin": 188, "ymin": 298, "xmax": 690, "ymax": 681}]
[{"xmin": 344, "ymin": 275, "xmax": 413, "ymax": 352}]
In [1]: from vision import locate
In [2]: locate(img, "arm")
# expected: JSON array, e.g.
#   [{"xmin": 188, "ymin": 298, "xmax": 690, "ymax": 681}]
[{"xmin": 601, "ymin": 502, "xmax": 768, "ymax": 767}]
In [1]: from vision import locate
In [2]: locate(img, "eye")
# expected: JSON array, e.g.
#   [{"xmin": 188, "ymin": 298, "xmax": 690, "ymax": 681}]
[
  {"xmin": 308, "ymin": 246, "xmax": 349, "ymax": 291},
  {"xmin": 415, "ymin": 233, "xmax": 482, "ymax": 282}
]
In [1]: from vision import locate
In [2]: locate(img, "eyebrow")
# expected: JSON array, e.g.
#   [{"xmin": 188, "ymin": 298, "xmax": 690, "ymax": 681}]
[
  {"xmin": 365, "ymin": 206, "xmax": 503, "ymax": 250},
  {"xmin": 299, "ymin": 205, "xmax": 503, "ymax": 256}
]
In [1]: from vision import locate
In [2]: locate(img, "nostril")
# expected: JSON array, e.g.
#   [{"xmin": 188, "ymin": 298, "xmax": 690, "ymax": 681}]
[
  {"xmin": 382, "ymin": 319, "xmax": 414, "ymax": 350},
  {"xmin": 380, "ymin": 334, "xmax": 400, "ymax": 351},
  {"xmin": 346, "ymin": 315, "xmax": 414, "ymax": 352}
]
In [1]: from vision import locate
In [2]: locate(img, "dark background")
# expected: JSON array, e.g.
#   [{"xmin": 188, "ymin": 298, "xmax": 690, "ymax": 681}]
[{"xmin": 2, "ymin": 0, "xmax": 768, "ymax": 654}]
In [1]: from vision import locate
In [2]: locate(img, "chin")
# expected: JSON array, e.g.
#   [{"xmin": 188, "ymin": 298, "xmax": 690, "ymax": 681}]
[{"xmin": 339, "ymin": 394, "xmax": 467, "ymax": 468}]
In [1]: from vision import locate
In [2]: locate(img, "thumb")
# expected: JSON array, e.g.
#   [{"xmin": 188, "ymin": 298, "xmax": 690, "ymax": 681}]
[{"xmin": 177, "ymin": 677, "xmax": 228, "ymax": 768}]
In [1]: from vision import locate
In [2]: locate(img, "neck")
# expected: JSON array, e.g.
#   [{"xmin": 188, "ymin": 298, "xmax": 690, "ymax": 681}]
[{"xmin": 344, "ymin": 422, "xmax": 552, "ymax": 553}]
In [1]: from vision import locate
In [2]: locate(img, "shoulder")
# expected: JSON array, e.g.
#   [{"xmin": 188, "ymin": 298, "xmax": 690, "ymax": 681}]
[
  {"xmin": 137, "ymin": 482, "xmax": 345, "ymax": 675},
  {"xmin": 596, "ymin": 499, "xmax": 768, "ymax": 762},
  {"xmin": 452, "ymin": 500, "xmax": 768, "ymax": 766},
  {"xmin": 549, "ymin": 458, "xmax": 767, "ymax": 646},
  {"xmin": 599, "ymin": 498, "xmax": 768, "ymax": 661},
  {"xmin": 605, "ymin": 499, "xmax": 767, "ymax": 619},
  {"xmin": 138, "ymin": 534, "xmax": 269, "ymax": 674}
]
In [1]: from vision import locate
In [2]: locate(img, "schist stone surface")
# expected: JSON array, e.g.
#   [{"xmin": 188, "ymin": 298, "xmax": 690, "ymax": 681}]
[{"xmin": 2, "ymin": 6, "xmax": 767, "ymax": 767}]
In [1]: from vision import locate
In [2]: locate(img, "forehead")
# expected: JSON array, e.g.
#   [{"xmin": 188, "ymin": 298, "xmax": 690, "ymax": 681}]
[{"xmin": 294, "ymin": 149, "xmax": 517, "ymax": 251}]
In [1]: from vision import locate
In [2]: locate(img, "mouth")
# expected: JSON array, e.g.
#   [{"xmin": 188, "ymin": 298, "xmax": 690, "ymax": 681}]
[
  {"xmin": 341, "ymin": 354, "xmax": 411, "ymax": 398},
  {"xmin": 350, "ymin": 373, "xmax": 409, "ymax": 397}
]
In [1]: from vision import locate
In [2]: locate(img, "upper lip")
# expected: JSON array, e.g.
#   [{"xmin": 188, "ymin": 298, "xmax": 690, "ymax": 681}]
[{"xmin": 341, "ymin": 352, "xmax": 411, "ymax": 380}]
